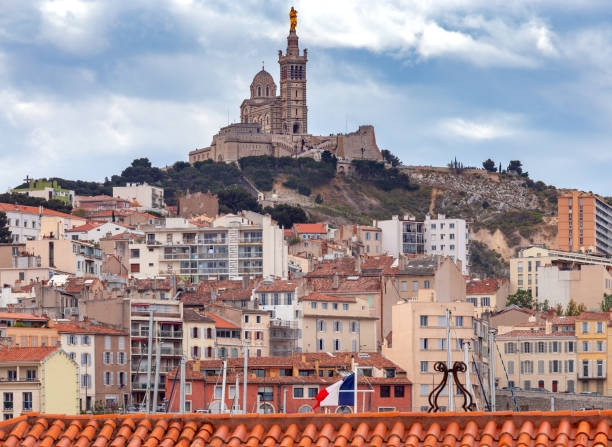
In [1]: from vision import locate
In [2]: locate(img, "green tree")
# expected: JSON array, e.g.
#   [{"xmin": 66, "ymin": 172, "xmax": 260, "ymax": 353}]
[
  {"xmin": 536, "ymin": 299, "xmax": 551, "ymax": 312},
  {"xmin": 381, "ymin": 149, "xmax": 401, "ymax": 167},
  {"xmin": 0, "ymin": 212, "xmax": 12, "ymax": 243},
  {"xmin": 507, "ymin": 289, "xmax": 534, "ymax": 309},
  {"xmin": 482, "ymin": 158, "xmax": 496, "ymax": 172},
  {"xmin": 217, "ymin": 186, "xmax": 261, "ymax": 214},
  {"xmin": 565, "ymin": 299, "xmax": 587, "ymax": 316},
  {"xmin": 507, "ymin": 160, "xmax": 523, "ymax": 175},
  {"xmin": 263, "ymin": 204, "xmax": 307, "ymax": 228},
  {"xmin": 554, "ymin": 303, "xmax": 564, "ymax": 316},
  {"xmin": 601, "ymin": 293, "xmax": 612, "ymax": 312}
]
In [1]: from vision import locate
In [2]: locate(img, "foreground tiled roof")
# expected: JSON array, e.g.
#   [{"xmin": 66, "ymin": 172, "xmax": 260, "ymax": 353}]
[
  {"xmin": 0, "ymin": 312, "xmax": 47, "ymax": 321},
  {"xmin": 256, "ymin": 280, "xmax": 297, "ymax": 293},
  {"xmin": 207, "ymin": 313, "xmax": 239, "ymax": 329},
  {"xmin": 65, "ymin": 223, "xmax": 101, "ymax": 233},
  {"xmin": 54, "ymin": 321, "xmax": 126, "ymax": 335},
  {"xmin": 466, "ymin": 278, "xmax": 503, "ymax": 295},
  {"xmin": 299, "ymin": 293, "xmax": 356, "ymax": 303},
  {"xmin": 0, "ymin": 203, "xmax": 82, "ymax": 220},
  {"xmin": 3, "ymin": 411, "xmax": 612, "ymax": 447},
  {"xmin": 294, "ymin": 223, "xmax": 327, "ymax": 234},
  {"xmin": 575, "ymin": 311, "xmax": 611, "ymax": 321},
  {"xmin": 0, "ymin": 346, "xmax": 59, "ymax": 362},
  {"xmin": 183, "ymin": 309, "xmax": 215, "ymax": 324}
]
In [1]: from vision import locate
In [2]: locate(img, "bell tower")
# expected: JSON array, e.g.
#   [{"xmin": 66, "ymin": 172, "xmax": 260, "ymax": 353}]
[{"xmin": 279, "ymin": 7, "xmax": 308, "ymax": 135}]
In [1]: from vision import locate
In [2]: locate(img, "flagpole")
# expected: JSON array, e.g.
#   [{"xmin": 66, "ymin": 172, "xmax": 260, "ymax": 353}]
[{"xmin": 353, "ymin": 362, "xmax": 358, "ymax": 414}]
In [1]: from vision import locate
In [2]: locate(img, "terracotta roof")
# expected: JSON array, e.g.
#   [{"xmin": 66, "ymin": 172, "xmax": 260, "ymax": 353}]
[
  {"xmin": 207, "ymin": 313, "xmax": 239, "ymax": 329},
  {"xmin": 0, "ymin": 346, "xmax": 59, "ymax": 362},
  {"xmin": 498, "ymin": 330, "xmax": 576, "ymax": 338},
  {"xmin": 545, "ymin": 315, "xmax": 578, "ymax": 325},
  {"xmin": 132, "ymin": 278, "xmax": 172, "ymax": 291},
  {"xmin": 13, "ymin": 410, "xmax": 612, "ymax": 447},
  {"xmin": 299, "ymin": 293, "xmax": 356, "ymax": 303},
  {"xmin": 293, "ymin": 223, "xmax": 327, "ymax": 234},
  {"xmin": 183, "ymin": 309, "xmax": 216, "ymax": 324},
  {"xmin": 398, "ymin": 255, "xmax": 440, "ymax": 275},
  {"xmin": 0, "ymin": 203, "xmax": 82, "ymax": 220},
  {"xmin": 576, "ymin": 311, "xmax": 611, "ymax": 321},
  {"xmin": 466, "ymin": 278, "xmax": 502, "ymax": 294},
  {"xmin": 0, "ymin": 312, "xmax": 47, "ymax": 321},
  {"xmin": 180, "ymin": 291, "xmax": 212, "ymax": 307},
  {"xmin": 54, "ymin": 321, "xmax": 126, "ymax": 335},
  {"xmin": 256, "ymin": 280, "xmax": 297, "ymax": 293},
  {"xmin": 360, "ymin": 256, "xmax": 398, "ymax": 275},
  {"xmin": 311, "ymin": 276, "xmax": 380, "ymax": 293},
  {"xmin": 307, "ymin": 257, "xmax": 356, "ymax": 276},
  {"xmin": 217, "ymin": 288, "xmax": 253, "ymax": 301},
  {"xmin": 63, "ymin": 277, "xmax": 100, "ymax": 294},
  {"xmin": 65, "ymin": 223, "xmax": 101, "ymax": 232}
]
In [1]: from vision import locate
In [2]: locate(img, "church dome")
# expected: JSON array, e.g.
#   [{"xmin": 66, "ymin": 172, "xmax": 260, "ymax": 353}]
[{"xmin": 250, "ymin": 69, "xmax": 276, "ymax": 99}]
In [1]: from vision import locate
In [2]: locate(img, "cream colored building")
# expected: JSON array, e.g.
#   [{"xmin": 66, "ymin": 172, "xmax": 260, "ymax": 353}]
[
  {"xmin": 25, "ymin": 239, "xmax": 103, "ymax": 277},
  {"xmin": 465, "ymin": 278, "xmax": 509, "ymax": 316},
  {"xmin": 183, "ymin": 309, "xmax": 216, "ymax": 360},
  {"xmin": 300, "ymin": 293, "xmax": 377, "ymax": 353},
  {"xmin": 382, "ymin": 300, "xmax": 486, "ymax": 412},
  {"xmin": 113, "ymin": 183, "xmax": 164, "ymax": 211},
  {"xmin": 495, "ymin": 329, "xmax": 577, "ymax": 393},
  {"xmin": 538, "ymin": 264, "xmax": 612, "ymax": 310},
  {"xmin": 0, "ymin": 346, "xmax": 79, "ymax": 418},
  {"xmin": 509, "ymin": 246, "xmax": 612, "ymax": 300}
]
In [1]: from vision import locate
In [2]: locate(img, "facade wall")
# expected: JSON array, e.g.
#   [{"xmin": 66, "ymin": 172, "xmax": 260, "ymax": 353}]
[
  {"xmin": 424, "ymin": 215, "xmax": 470, "ymax": 274},
  {"xmin": 575, "ymin": 317, "xmax": 608, "ymax": 395},
  {"xmin": 59, "ymin": 332, "xmax": 96, "ymax": 411},
  {"xmin": 113, "ymin": 184, "xmax": 164, "ymax": 210},
  {"xmin": 382, "ymin": 300, "xmax": 481, "ymax": 412},
  {"xmin": 7, "ymin": 327, "xmax": 59, "ymax": 348},
  {"xmin": 183, "ymin": 321, "xmax": 216, "ymax": 360},
  {"xmin": 94, "ymin": 333, "xmax": 130, "ymax": 409},
  {"xmin": 2, "ymin": 211, "xmax": 40, "ymax": 243},
  {"xmin": 41, "ymin": 351, "xmax": 79, "ymax": 414}
]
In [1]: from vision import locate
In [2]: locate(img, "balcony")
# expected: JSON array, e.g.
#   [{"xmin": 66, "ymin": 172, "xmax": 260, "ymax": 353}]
[
  {"xmin": 160, "ymin": 347, "xmax": 182, "ymax": 356},
  {"xmin": 238, "ymin": 252, "xmax": 263, "ymax": 259},
  {"xmin": 238, "ymin": 267, "xmax": 263, "ymax": 274},
  {"xmin": 240, "ymin": 238, "xmax": 262, "ymax": 244},
  {"xmin": 159, "ymin": 330, "xmax": 183, "ymax": 338}
]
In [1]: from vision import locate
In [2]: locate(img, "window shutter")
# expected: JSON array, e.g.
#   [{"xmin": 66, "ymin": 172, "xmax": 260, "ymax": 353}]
[
  {"xmin": 548, "ymin": 360, "xmax": 552, "ymax": 373},
  {"xmin": 520, "ymin": 362, "xmax": 524, "ymax": 374}
]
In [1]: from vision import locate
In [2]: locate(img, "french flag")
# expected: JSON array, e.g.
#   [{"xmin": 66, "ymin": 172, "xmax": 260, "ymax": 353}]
[{"xmin": 313, "ymin": 373, "xmax": 355, "ymax": 409}]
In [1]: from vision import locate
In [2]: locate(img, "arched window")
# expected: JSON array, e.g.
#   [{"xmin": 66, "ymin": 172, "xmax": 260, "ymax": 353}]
[
  {"xmin": 257, "ymin": 86, "xmax": 261, "ymax": 96},
  {"xmin": 258, "ymin": 403, "xmax": 274, "ymax": 414},
  {"xmin": 298, "ymin": 405, "xmax": 313, "ymax": 413},
  {"xmin": 206, "ymin": 346, "xmax": 213, "ymax": 358},
  {"xmin": 295, "ymin": 91, "xmax": 298, "ymax": 98},
  {"xmin": 299, "ymin": 66, "xmax": 303, "ymax": 79},
  {"xmin": 336, "ymin": 406, "xmax": 352, "ymax": 414},
  {"xmin": 290, "ymin": 66, "xmax": 294, "ymax": 79},
  {"xmin": 266, "ymin": 86, "xmax": 269, "ymax": 96}
]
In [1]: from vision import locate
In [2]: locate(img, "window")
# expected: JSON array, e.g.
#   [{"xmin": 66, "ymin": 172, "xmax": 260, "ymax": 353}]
[
  {"xmin": 317, "ymin": 320, "xmax": 326, "ymax": 332},
  {"xmin": 350, "ymin": 321, "xmax": 359, "ymax": 333},
  {"xmin": 333, "ymin": 339, "xmax": 341, "ymax": 351},
  {"xmin": 293, "ymin": 387, "xmax": 304, "ymax": 398},
  {"xmin": 420, "ymin": 338, "xmax": 428, "ymax": 350},
  {"xmin": 507, "ymin": 361, "xmax": 514, "ymax": 375},
  {"xmin": 520, "ymin": 361, "xmax": 533, "ymax": 374},
  {"xmin": 7, "ymin": 370, "xmax": 16, "ymax": 381},
  {"xmin": 420, "ymin": 316, "xmax": 428, "ymax": 327},
  {"xmin": 582, "ymin": 341, "xmax": 590, "ymax": 352},
  {"xmin": 420, "ymin": 384, "xmax": 429, "ymax": 396},
  {"xmin": 455, "ymin": 316, "xmax": 463, "ymax": 327},
  {"xmin": 522, "ymin": 342, "xmax": 532, "ymax": 353},
  {"xmin": 394, "ymin": 385, "xmax": 405, "ymax": 398},
  {"xmin": 117, "ymin": 352, "xmax": 126, "ymax": 365},
  {"xmin": 504, "ymin": 342, "xmax": 516, "ymax": 354},
  {"xmin": 333, "ymin": 321, "xmax": 342, "ymax": 332},
  {"xmin": 103, "ymin": 352, "xmax": 113, "ymax": 365},
  {"xmin": 81, "ymin": 335, "xmax": 90, "ymax": 345},
  {"xmin": 81, "ymin": 374, "xmax": 91, "ymax": 388},
  {"xmin": 22, "ymin": 392, "xmax": 32, "ymax": 411},
  {"xmin": 258, "ymin": 386, "xmax": 273, "ymax": 402},
  {"xmin": 318, "ymin": 338, "xmax": 324, "ymax": 351},
  {"xmin": 424, "ymin": 280, "xmax": 430, "ymax": 289},
  {"xmin": 597, "ymin": 340, "xmax": 604, "ymax": 352},
  {"xmin": 538, "ymin": 360, "xmax": 545, "ymax": 374},
  {"xmin": 420, "ymin": 361, "xmax": 429, "ymax": 373},
  {"xmin": 308, "ymin": 387, "xmax": 318, "ymax": 398},
  {"xmin": 322, "ymin": 302, "xmax": 328, "ymax": 310},
  {"xmin": 342, "ymin": 303, "xmax": 348, "ymax": 311},
  {"xmin": 81, "ymin": 353, "xmax": 91, "ymax": 366},
  {"xmin": 103, "ymin": 371, "xmax": 113, "ymax": 385},
  {"xmin": 332, "ymin": 303, "xmax": 338, "ymax": 310},
  {"xmin": 412, "ymin": 281, "xmax": 418, "ymax": 292},
  {"xmin": 536, "ymin": 342, "xmax": 547, "ymax": 353},
  {"xmin": 438, "ymin": 339, "xmax": 446, "ymax": 350},
  {"xmin": 380, "ymin": 385, "xmax": 390, "ymax": 398},
  {"xmin": 311, "ymin": 302, "xmax": 317, "ymax": 309},
  {"xmin": 596, "ymin": 360, "xmax": 604, "ymax": 377},
  {"xmin": 565, "ymin": 360, "xmax": 574, "ymax": 373},
  {"xmin": 3, "ymin": 393, "xmax": 13, "ymax": 411},
  {"xmin": 597, "ymin": 322, "xmax": 604, "ymax": 333},
  {"xmin": 582, "ymin": 322, "xmax": 589, "ymax": 334},
  {"xmin": 480, "ymin": 297, "xmax": 490, "ymax": 307},
  {"xmin": 26, "ymin": 369, "xmax": 36, "ymax": 381},
  {"xmin": 67, "ymin": 335, "xmax": 77, "ymax": 345},
  {"xmin": 550, "ymin": 360, "xmax": 561, "ymax": 373}
]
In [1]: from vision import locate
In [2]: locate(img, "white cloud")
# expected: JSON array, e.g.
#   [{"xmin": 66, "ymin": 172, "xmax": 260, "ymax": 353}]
[{"xmin": 439, "ymin": 116, "xmax": 520, "ymax": 140}]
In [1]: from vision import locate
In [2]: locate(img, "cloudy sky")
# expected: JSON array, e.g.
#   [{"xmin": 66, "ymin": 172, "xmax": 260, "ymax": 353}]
[{"xmin": 1, "ymin": 1, "xmax": 612, "ymax": 194}]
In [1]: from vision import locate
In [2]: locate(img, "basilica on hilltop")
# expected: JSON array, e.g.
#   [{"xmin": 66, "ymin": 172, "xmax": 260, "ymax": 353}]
[{"xmin": 188, "ymin": 7, "xmax": 382, "ymax": 165}]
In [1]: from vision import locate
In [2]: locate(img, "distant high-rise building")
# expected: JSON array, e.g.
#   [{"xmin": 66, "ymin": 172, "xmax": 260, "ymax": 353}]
[{"xmin": 558, "ymin": 191, "xmax": 612, "ymax": 255}]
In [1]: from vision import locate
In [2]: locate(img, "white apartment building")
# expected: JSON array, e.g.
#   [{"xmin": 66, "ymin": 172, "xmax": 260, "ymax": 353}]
[
  {"xmin": 424, "ymin": 214, "xmax": 470, "ymax": 275},
  {"xmin": 66, "ymin": 222, "xmax": 143, "ymax": 242},
  {"xmin": 129, "ymin": 214, "xmax": 287, "ymax": 281},
  {"xmin": 375, "ymin": 215, "xmax": 425, "ymax": 257},
  {"xmin": 113, "ymin": 183, "xmax": 165, "ymax": 210},
  {"xmin": 0, "ymin": 204, "xmax": 43, "ymax": 242}
]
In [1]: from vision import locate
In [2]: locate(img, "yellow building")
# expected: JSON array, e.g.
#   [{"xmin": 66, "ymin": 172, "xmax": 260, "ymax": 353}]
[
  {"xmin": 465, "ymin": 278, "xmax": 509, "ymax": 316},
  {"xmin": 0, "ymin": 346, "xmax": 79, "ymax": 418},
  {"xmin": 0, "ymin": 312, "xmax": 60, "ymax": 348},
  {"xmin": 575, "ymin": 312, "xmax": 609, "ymax": 395},
  {"xmin": 182, "ymin": 309, "xmax": 216, "ymax": 360}
]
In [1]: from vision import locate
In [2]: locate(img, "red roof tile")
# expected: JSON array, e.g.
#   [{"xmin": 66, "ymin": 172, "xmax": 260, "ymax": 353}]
[
  {"xmin": 183, "ymin": 309, "xmax": 216, "ymax": 324},
  {"xmin": 0, "ymin": 312, "xmax": 47, "ymax": 321},
  {"xmin": 0, "ymin": 203, "xmax": 82, "ymax": 221},
  {"xmin": 207, "ymin": 313, "xmax": 239, "ymax": 329},
  {"xmin": 307, "ymin": 258, "xmax": 356, "ymax": 277},
  {"xmin": 0, "ymin": 346, "xmax": 59, "ymax": 362},
  {"xmin": 311, "ymin": 276, "xmax": 380, "ymax": 293},
  {"xmin": 255, "ymin": 280, "xmax": 297, "ymax": 293},
  {"xmin": 65, "ymin": 223, "xmax": 101, "ymax": 233},
  {"xmin": 54, "ymin": 321, "xmax": 126, "ymax": 335},
  {"xmin": 293, "ymin": 223, "xmax": 327, "ymax": 234},
  {"xmin": 497, "ymin": 330, "xmax": 575, "ymax": 338},
  {"xmin": 576, "ymin": 311, "xmax": 611, "ymax": 321},
  {"xmin": 466, "ymin": 278, "xmax": 503, "ymax": 294},
  {"xmin": 3, "ymin": 410, "xmax": 612, "ymax": 447}
]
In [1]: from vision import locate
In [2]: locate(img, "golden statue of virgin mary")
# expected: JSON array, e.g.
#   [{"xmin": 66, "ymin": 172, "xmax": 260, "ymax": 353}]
[{"xmin": 289, "ymin": 7, "xmax": 297, "ymax": 31}]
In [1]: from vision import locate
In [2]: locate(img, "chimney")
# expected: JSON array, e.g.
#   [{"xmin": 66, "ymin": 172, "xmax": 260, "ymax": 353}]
[
  {"xmin": 332, "ymin": 273, "xmax": 339, "ymax": 290},
  {"xmin": 356, "ymin": 255, "xmax": 361, "ymax": 274}
]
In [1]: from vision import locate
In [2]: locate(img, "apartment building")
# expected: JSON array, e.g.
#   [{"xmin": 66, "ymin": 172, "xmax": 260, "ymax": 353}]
[
  {"xmin": 292, "ymin": 223, "xmax": 329, "ymax": 240},
  {"xmin": 539, "ymin": 264, "xmax": 612, "ymax": 310},
  {"xmin": 495, "ymin": 329, "xmax": 577, "ymax": 393},
  {"xmin": 2, "ymin": 313, "xmax": 59, "ymax": 348},
  {"xmin": 130, "ymin": 295, "xmax": 183, "ymax": 405},
  {"xmin": 383, "ymin": 300, "xmax": 487, "ymax": 412},
  {"xmin": 335, "ymin": 224, "xmax": 382, "ymax": 256},
  {"xmin": 0, "ymin": 346, "xmax": 78, "ymax": 417},
  {"xmin": 509, "ymin": 245, "xmax": 612, "ymax": 299},
  {"xmin": 423, "ymin": 214, "xmax": 470, "ymax": 274},
  {"xmin": 300, "ymin": 292, "xmax": 377, "ymax": 353},
  {"xmin": 465, "ymin": 278, "xmax": 509, "ymax": 316},
  {"xmin": 575, "ymin": 312, "xmax": 609, "ymax": 394},
  {"xmin": 130, "ymin": 214, "xmax": 287, "ymax": 281},
  {"xmin": 558, "ymin": 191, "xmax": 612, "ymax": 255},
  {"xmin": 253, "ymin": 279, "xmax": 301, "ymax": 356},
  {"xmin": 25, "ymin": 239, "xmax": 103, "ymax": 277},
  {"xmin": 0, "ymin": 204, "xmax": 86, "ymax": 243},
  {"xmin": 55, "ymin": 321, "xmax": 130, "ymax": 411},
  {"xmin": 375, "ymin": 215, "xmax": 424, "ymax": 257},
  {"xmin": 113, "ymin": 183, "xmax": 165, "ymax": 211},
  {"xmin": 168, "ymin": 353, "xmax": 411, "ymax": 413},
  {"xmin": 66, "ymin": 222, "xmax": 142, "ymax": 242},
  {"xmin": 182, "ymin": 309, "xmax": 216, "ymax": 360}
]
